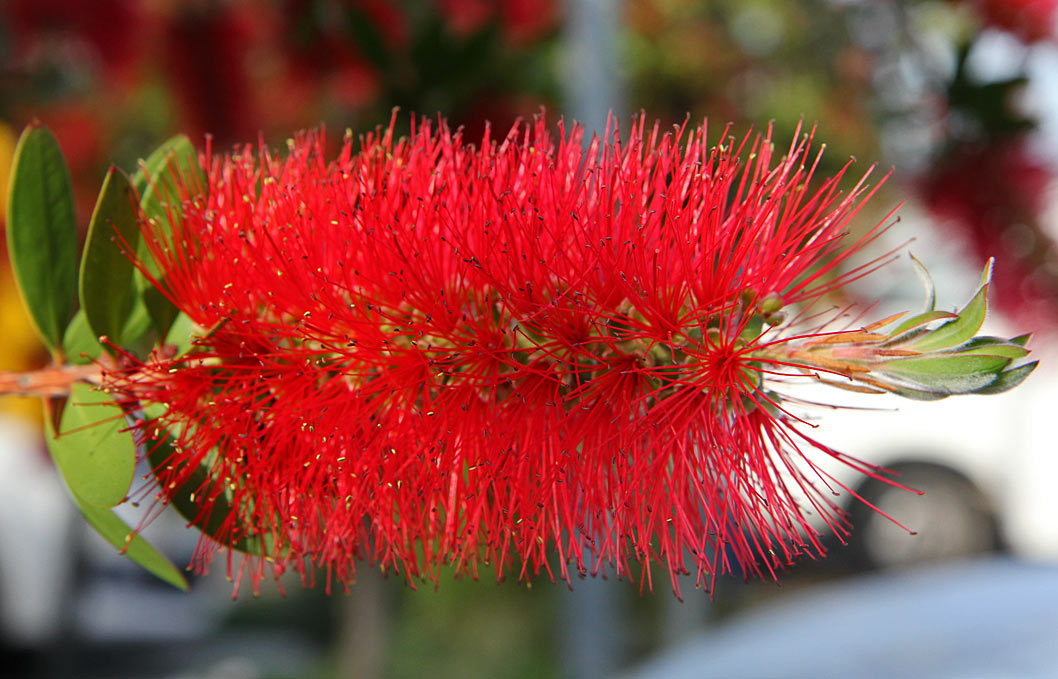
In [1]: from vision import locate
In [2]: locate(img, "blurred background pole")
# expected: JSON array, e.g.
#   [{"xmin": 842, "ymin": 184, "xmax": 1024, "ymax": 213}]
[
  {"xmin": 336, "ymin": 565, "xmax": 390, "ymax": 679},
  {"xmin": 560, "ymin": 1, "xmax": 625, "ymax": 678},
  {"xmin": 564, "ymin": 0, "xmax": 625, "ymax": 135}
]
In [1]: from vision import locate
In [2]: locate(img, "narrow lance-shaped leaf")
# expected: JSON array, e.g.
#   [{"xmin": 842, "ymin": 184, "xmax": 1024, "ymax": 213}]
[
  {"xmin": 131, "ymin": 135, "xmax": 201, "ymax": 338},
  {"xmin": 134, "ymin": 135, "xmax": 199, "ymax": 273},
  {"xmin": 886, "ymin": 383, "xmax": 951, "ymax": 401},
  {"xmin": 120, "ymin": 298, "xmax": 155, "ymax": 356},
  {"xmin": 5, "ymin": 123, "xmax": 78, "ymax": 356},
  {"xmin": 130, "ymin": 134, "xmax": 197, "ymax": 201},
  {"xmin": 881, "ymin": 353, "xmax": 1010, "ymax": 395},
  {"xmin": 955, "ymin": 342, "xmax": 1031, "ymax": 360},
  {"xmin": 43, "ymin": 397, "xmax": 189, "ymax": 590},
  {"xmin": 909, "ymin": 252, "xmax": 936, "ymax": 313},
  {"xmin": 80, "ymin": 167, "xmax": 141, "ymax": 349},
  {"xmin": 142, "ymin": 286, "xmax": 181, "ymax": 340},
  {"xmin": 71, "ymin": 498, "xmax": 190, "ymax": 590},
  {"xmin": 972, "ymin": 360, "xmax": 1038, "ymax": 395},
  {"xmin": 910, "ymin": 259, "xmax": 993, "ymax": 352},
  {"xmin": 888, "ymin": 309, "xmax": 957, "ymax": 340},
  {"xmin": 62, "ymin": 309, "xmax": 103, "ymax": 365}
]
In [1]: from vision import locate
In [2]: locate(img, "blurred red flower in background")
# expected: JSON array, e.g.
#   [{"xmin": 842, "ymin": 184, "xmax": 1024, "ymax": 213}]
[
  {"xmin": 1, "ymin": 0, "xmax": 560, "ymax": 166},
  {"xmin": 160, "ymin": 4, "xmax": 264, "ymax": 144},
  {"xmin": 922, "ymin": 139, "xmax": 1058, "ymax": 328},
  {"xmin": 439, "ymin": 0, "xmax": 557, "ymax": 43},
  {"xmin": 960, "ymin": 0, "xmax": 1058, "ymax": 43},
  {"xmin": 4, "ymin": 0, "xmax": 145, "ymax": 84}
]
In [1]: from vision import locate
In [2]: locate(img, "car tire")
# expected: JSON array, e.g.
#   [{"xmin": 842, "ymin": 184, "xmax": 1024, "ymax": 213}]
[{"xmin": 845, "ymin": 462, "xmax": 1000, "ymax": 571}]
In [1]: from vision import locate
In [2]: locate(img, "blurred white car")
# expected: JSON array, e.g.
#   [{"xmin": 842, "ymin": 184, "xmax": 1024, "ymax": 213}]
[{"xmin": 621, "ymin": 556, "xmax": 1058, "ymax": 679}]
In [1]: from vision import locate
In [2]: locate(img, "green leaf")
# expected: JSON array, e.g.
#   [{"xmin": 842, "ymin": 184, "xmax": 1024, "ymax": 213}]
[
  {"xmin": 142, "ymin": 405, "xmax": 261, "ymax": 555},
  {"xmin": 131, "ymin": 134, "xmax": 199, "ymax": 209},
  {"xmin": 972, "ymin": 360, "xmax": 1038, "ymax": 395},
  {"xmin": 979, "ymin": 257, "xmax": 996, "ymax": 287},
  {"xmin": 45, "ymin": 382, "xmax": 136, "ymax": 507},
  {"xmin": 910, "ymin": 261, "xmax": 992, "ymax": 352},
  {"xmin": 80, "ymin": 167, "xmax": 141, "ymax": 348},
  {"xmin": 882, "ymin": 353, "xmax": 1010, "ymax": 395},
  {"xmin": 889, "ymin": 310, "xmax": 957, "ymax": 339},
  {"xmin": 72, "ymin": 493, "xmax": 189, "ymax": 590},
  {"xmin": 121, "ymin": 296, "xmax": 155, "ymax": 350},
  {"xmin": 164, "ymin": 312, "xmax": 195, "ymax": 357},
  {"xmin": 954, "ymin": 339, "xmax": 1031, "ymax": 360},
  {"xmin": 742, "ymin": 314, "xmax": 764, "ymax": 340},
  {"xmin": 887, "ymin": 384, "xmax": 950, "ymax": 401},
  {"xmin": 131, "ymin": 135, "xmax": 200, "ymax": 338},
  {"xmin": 144, "ymin": 424, "xmax": 231, "ymax": 541},
  {"xmin": 5, "ymin": 123, "xmax": 78, "ymax": 355},
  {"xmin": 143, "ymin": 285, "xmax": 181, "ymax": 341},
  {"xmin": 909, "ymin": 253, "xmax": 936, "ymax": 312},
  {"xmin": 880, "ymin": 326, "xmax": 931, "ymax": 348},
  {"xmin": 62, "ymin": 309, "xmax": 103, "ymax": 365},
  {"xmin": 132, "ymin": 135, "xmax": 198, "ymax": 270},
  {"xmin": 960, "ymin": 335, "xmax": 1014, "ymax": 347},
  {"xmin": 42, "ymin": 397, "xmax": 187, "ymax": 590}
]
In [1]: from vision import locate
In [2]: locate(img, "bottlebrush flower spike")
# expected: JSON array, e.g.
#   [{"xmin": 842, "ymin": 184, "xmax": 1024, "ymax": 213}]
[{"xmin": 99, "ymin": 113, "xmax": 1033, "ymax": 596}]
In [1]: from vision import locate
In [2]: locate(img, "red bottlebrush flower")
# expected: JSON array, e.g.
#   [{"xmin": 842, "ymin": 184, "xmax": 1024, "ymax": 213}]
[{"xmin": 105, "ymin": 114, "xmax": 1026, "ymax": 596}]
